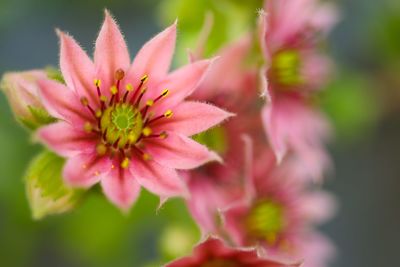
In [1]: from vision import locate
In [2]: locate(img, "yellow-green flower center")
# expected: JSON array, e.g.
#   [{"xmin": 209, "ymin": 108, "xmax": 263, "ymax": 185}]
[
  {"xmin": 245, "ymin": 200, "xmax": 285, "ymax": 245},
  {"xmin": 100, "ymin": 103, "xmax": 143, "ymax": 149},
  {"xmin": 271, "ymin": 49, "xmax": 303, "ymax": 86}
]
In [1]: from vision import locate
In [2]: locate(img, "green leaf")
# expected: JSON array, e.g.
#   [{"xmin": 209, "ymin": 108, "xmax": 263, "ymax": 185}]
[{"xmin": 25, "ymin": 150, "xmax": 85, "ymax": 220}]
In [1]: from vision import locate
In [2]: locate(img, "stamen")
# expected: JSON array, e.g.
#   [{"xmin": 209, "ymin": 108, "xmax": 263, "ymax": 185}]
[
  {"xmin": 94, "ymin": 79, "xmax": 102, "ymax": 97},
  {"xmin": 96, "ymin": 143, "xmax": 107, "ymax": 155},
  {"xmin": 153, "ymin": 89, "xmax": 169, "ymax": 103},
  {"xmin": 142, "ymin": 127, "xmax": 152, "ymax": 137},
  {"xmin": 115, "ymin": 69, "xmax": 125, "ymax": 81},
  {"xmin": 135, "ymin": 87, "xmax": 147, "ymax": 106},
  {"xmin": 130, "ymin": 74, "xmax": 149, "ymax": 103},
  {"xmin": 164, "ymin": 110, "xmax": 173, "ymax": 118},
  {"xmin": 121, "ymin": 157, "xmax": 130, "ymax": 169},
  {"xmin": 84, "ymin": 122, "xmax": 93, "ymax": 133},
  {"xmin": 123, "ymin": 83, "xmax": 133, "ymax": 102},
  {"xmin": 143, "ymin": 131, "xmax": 168, "ymax": 139},
  {"xmin": 110, "ymin": 85, "xmax": 118, "ymax": 95},
  {"xmin": 142, "ymin": 153, "xmax": 152, "ymax": 161},
  {"xmin": 80, "ymin": 97, "xmax": 96, "ymax": 117}
]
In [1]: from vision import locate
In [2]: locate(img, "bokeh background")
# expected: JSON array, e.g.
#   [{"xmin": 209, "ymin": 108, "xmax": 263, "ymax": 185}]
[{"xmin": 0, "ymin": 0, "xmax": 399, "ymax": 266}]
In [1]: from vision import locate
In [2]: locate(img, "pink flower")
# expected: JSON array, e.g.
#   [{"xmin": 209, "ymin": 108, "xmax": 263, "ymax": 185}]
[
  {"xmin": 258, "ymin": 0, "xmax": 337, "ymax": 181},
  {"xmin": 165, "ymin": 237, "xmax": 301, "ymax": 267},
  {"xmin": 221, "ymin": 151, "xmax": 336, "ymax": 267},
  {"xmin": 183, "ymin": 36, "xmax": 264, "ymax": 233},
  {"xmin": 36, "ymin": 10, "xmax": 232, "ymax": 211}
]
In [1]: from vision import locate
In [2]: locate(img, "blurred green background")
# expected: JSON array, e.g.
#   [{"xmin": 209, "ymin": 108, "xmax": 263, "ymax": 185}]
[{"xmin": 0, "ymin": 0, "xmax": 399, "ymax": 266}]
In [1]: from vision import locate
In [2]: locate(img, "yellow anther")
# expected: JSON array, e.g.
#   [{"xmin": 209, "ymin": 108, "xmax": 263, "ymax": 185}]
[
  {"xmin": 110, "ymin": 85, "xmax": 118, "ymax": 95},
  {"xmin": 140, "ymin": 74, "xmax": 149, "ymax": 83},
  {"xmin": 96, "ymin": 143, "xmax": 107, "ymax": 155},
  {"xmin": 125, "ymin": 83, "xmax": 133, "ymax": 91},
  {"xmin": 95, "ymin": 109, "xmax": 102, "ymax": 118},
  {"xmin": 142, "ymin": 127, "xmax": 152, "ymax": 136},
  {"xmin": 121, "ymin": 157, "xmax": 130, "ymax": 169},
  {"xmin": 100, "ymin": 95, "xmax": 108, "ymax": 102},
  {"xmin": 115, "ymin": 69, "xmax": 125, "ymax": 81},
  {"xmin": 83, "ymin": 122, "xmax": 93, "ymax": 133},
  {"xmin": 142, "ymin": 153, "xmax": 152, "ymax": 161},
  {"xmin": 164, "ymin": 110, "xmax": 173, "ymax": 118},
  {"xmin": 94, "ymin": 79, "xmax": 101, "ymax": 87},
  {"xmin": 141, "ymin": 87, "xmax": 148, "ymax": 94},
  {"xmin": 146, "ymin": 99, "xmax": 154, "ymax": 106},
  {"xmin": 80, "ymin": 97, "xmax": 89, "ymax": 106},
  {"xmin": 159, "ymin": 131, "xmax": 168, "ymax": 139},
  {"xmin": 161, "ymin": 89, "xmax": 169, "ymax": 97}
]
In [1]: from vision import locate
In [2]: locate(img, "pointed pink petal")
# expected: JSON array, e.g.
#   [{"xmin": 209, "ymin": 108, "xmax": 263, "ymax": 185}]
[
  {"xmin": 94, "ymin": 10, "xmax": 130, "ymax": 90},
  {"xmin": 154, "ymin": 101, "xmax": 233, "ymax": 136},
  {"xmin": 129, "ymin": 157, "xmax": 187, "ymax": 198},
  {"xmin": 63, "ymin": 153, "xmax": 112, "ymax": 188},
  {"xmin": 128, "ymin": 21, "xmax": 176, "ymax": 82},
  {"xmin": 144, "ymin": 132, "xmax": 221, "ymax": 170},
  {"xmin": 153, "ymin": 59, "xmax": 214, "ymax": 111},
  {"xmin": 37, "ymin": 79, "xmax": 94, "ymax": 127},
  {"xmin": 261, "ymin": 103, "xmax": 288, "ymax": 163},
  {"xmin": 300, "ymin": 191, "xmax": 337, "ymax": 224},
  {"xmin": 37, "ymin": 121, "xmax": 97, "ymax": 157},
  {"xmin": 57, "ymin": 30, "xmax": 98, "ymax": 107},
  {"xmin": 101, "ymin": 165, "xmax": 141, "ymax": 211}
]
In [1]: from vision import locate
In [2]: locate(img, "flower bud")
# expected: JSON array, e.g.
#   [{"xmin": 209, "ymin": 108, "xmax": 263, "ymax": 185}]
[{"xmin": 1, "ymin": 70, "xmax": 56, "ymax": 130}]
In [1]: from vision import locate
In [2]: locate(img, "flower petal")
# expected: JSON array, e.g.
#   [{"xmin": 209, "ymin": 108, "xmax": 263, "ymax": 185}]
[
  {"xmin": 144, "ymin": 132, "xmax": 221, "ymax": 170},
  {"xmin": 128, "ymin": 21, "xmax": 176, "ymax": 82},
  {"xmin": 94, "ymin": 10, "xmax": 130, "ymax": 91},
  {"xmin": 153, "ymin": 59, "xmax": 214, "ymax": 112},
  {"xmin": 63, "ymin": 153, "xmax": 112, "ymax": 188},
  {"xmin": 57, "ymin": 30, "xmax": 98, "ymax": 107},
  {"xmin": 37, "ymin": 121, "xmax": 97, "ymax": 157},
  {"xmin": 154, "ymin": 101, "xmax": 234, "ymax": 136},
  {"xmin": 101, "ymin": 165, "xmax": 141, "ymax": 211},
  {"xmin": 129, "ymin": 157, "xmax": 187, "ymax": 198},
  {"xmin": 38, "ymin": 79, "xmax": 94, "ymax": 127}
]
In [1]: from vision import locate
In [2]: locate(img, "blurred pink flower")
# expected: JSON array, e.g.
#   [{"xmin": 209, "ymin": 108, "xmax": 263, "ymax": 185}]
[
  {"xmin": 184, "ymin": 36, "xmax": 264, "ymax": 233},
  {"xmin": 221, "ymin": 151, "xmax": 336, "ymax": 267},
  {"xmin": 258, "ymin": 0, "xmax": 338, "ymax": 181},
  {"xmin": 165, "ymin": 236, "xmax": 301, "ymax": 267},
  {"xmin": 36, "ymin": 10, "xmax": 232, "ymax": 211}
]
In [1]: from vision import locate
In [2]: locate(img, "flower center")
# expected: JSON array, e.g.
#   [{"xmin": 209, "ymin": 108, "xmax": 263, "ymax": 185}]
[
  {"xmin": 271, "ymin": 49, "xmax": 303, "ymax": 87},
  {"xmin": 245, "ymin": 200, "xmax": 285, "ymax": 245},
  {"xmin": 80, "ymin": 69, "xmax": 172, "ymax": 169},
  {"xmin": 201, "ymin": 259, "xmax": 240, "ymax": 267},
  {"xmin": 100, "ymin": 103, "xmax": 143, "ymax": 148}
]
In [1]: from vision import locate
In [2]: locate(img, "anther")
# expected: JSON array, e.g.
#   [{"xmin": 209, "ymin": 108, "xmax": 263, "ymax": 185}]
[
  {"xmin": 146, "ymin": 99, "xmax": 154, "ymax": 107},
  {"xmin": 84, "ymin": 122, "xmax": 93, "ymax": 133},
  {"xmin": 115, "ymin": 69, "xmax": 125, "ymax": 81},
  {"xmin": 140, "ymin": 74, "xmax": 149, "ymax": 83},
  {"xmin": 100, "ymin": 95, "xmax": 108, "ymax": 102},
  {"xmin": 159, "ymin": 131, "xmax": 168, "ymax": 139},
  {"xmin": 94, "ymin": 79, "xmax": 102, "ymax": 88},
  {"xmin": 80, "ymin": 97, "xmax": 89, "ymax": 106},
  {"xmin": 126, "ymin": 83, "xmax": 133, "ymax": 91},
  {"xmin": 96, "ymin": 143, "xmax": 107, "ymax": 155},
  {"xmin": 110, "ymin": 85, "xmax": 118, "ymax": 95},
  {"xmin": 142, "ymin": 127, "xmax": 152, "ymax": 137},
  {"xmin": 164, "ymin": 110, "xmax": 173, "ymax": 118},
  {"xmin": 95, "ymin": 109, "xmax": 102, "ymax": 118},
  {"xmin": 142, "ymin": 153, "xmax": 152, "ymax": 161},
  {"xmin": 121, "ymin": 157, "xmax": 130, "ymax": 169}
]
